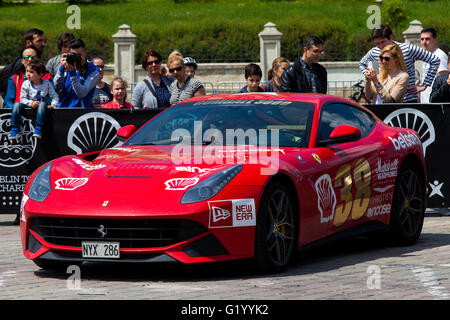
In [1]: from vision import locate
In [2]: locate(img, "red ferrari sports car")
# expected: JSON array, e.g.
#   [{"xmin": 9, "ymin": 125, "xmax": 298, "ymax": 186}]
[{"xmin": 20, "ymin": 93, "xmax": 426, "ymax": 273}]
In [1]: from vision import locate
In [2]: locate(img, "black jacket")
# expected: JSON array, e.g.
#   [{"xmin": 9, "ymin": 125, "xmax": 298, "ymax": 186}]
[
  {"xmin": 280, "ymin": 58, "xmax": 327, "ymax": 94},
  {"xmin": 0, "ymin": 57, "xmax": 22, "ymax": 98},
  {"xmin": 430, "ymin": 72, "xmax": 450, "ymax": 103}
]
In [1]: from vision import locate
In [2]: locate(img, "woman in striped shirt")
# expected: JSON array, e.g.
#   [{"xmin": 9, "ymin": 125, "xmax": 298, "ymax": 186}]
[
  {"xmin": 167, "ymin": 53, "xmax": 206, "ymax": 106},
  {"xmin": 359, "ymin": 24, "xmax": 440, "ymax": 103}
]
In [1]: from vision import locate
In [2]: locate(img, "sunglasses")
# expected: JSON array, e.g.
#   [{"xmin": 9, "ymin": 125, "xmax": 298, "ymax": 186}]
[
  {"xmin": 22, "ymin": 55, "xmax": 37, "ymax": 60},
  {"xmin": 379, "ymin": 56, "xmax": 391, "ymax": 62},
  {"xmin": 146, "ymin": 60, "xmax": 160, "ymax": 66},
  {"xmin": 169, "ymin": 66, "xmax": 183, "ymax": 73}
]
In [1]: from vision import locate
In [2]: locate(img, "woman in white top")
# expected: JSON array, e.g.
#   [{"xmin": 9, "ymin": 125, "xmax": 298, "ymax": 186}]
[{"xmin": 365, "ymin": 43, "xmax": 409, "ymax": 104}]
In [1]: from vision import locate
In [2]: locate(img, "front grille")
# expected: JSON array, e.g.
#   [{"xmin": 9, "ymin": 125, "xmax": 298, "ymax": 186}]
[{"xmin": 30, "ymin": 217, "xmax": 207, "ymax": 249}]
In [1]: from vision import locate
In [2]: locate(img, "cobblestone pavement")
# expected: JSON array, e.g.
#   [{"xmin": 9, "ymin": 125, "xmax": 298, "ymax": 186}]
[{"xmin": 1, "ymin": 213, "xmax": 450, "ymax": 301}]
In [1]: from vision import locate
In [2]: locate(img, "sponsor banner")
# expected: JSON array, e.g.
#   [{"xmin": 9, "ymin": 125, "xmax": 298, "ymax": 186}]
[
  {"xmin": 208, "ymin": 199, "xmax": 256, "ymax": 228},
  {"xmin": 366, "ymin": 103, "xmax": 448, "ymax": 208},
  {"xmin": 1, "ymin": 103, "xmax": 450, "ymax": 213},
  {"xmin": 0, "ymin": 108, "xmax": 160, "ymax": 214}
]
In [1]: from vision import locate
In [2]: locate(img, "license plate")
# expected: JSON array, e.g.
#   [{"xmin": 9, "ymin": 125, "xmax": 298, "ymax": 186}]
[{"xmin": 82, "ymin": 242, "xmax": 120, "ymax": 259}]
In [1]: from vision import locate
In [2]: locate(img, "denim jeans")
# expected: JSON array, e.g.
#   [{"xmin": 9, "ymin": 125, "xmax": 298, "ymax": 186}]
[{"xmin": 11, "ymin": 101, "xmax": 47, "ymax": 130}]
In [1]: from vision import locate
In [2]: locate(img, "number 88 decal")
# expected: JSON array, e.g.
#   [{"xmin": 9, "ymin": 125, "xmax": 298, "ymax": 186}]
[{"xmin": 333, "ymin": 158, "xmax": 371, "ymax": 227}]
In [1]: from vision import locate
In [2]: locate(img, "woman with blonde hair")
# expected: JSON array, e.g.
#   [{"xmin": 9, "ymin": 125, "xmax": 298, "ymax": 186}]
[
  {"xmin": 364, "ymin": 43, "xmax": 409, "ymax": 104},
  {"xmin": 168, "ymin": 53, "xmax": 205, "ymax": 105}
]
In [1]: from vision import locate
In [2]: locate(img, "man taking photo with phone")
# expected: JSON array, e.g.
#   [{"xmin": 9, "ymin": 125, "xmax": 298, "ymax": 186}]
[{"xmin": 54, "ymin": 38, "xmax": 100, "ymax": 108}]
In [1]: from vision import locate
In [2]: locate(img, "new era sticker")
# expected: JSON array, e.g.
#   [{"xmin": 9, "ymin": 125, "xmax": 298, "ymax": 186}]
[{"xmin": 208, "ymin": 199, "xmax": 256, "ymax": 228}]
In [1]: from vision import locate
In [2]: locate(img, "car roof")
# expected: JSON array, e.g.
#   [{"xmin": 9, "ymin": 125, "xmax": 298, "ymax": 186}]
[{"xmin": 181, "ymin": 92, "xmax": 360, "ymax": 106}]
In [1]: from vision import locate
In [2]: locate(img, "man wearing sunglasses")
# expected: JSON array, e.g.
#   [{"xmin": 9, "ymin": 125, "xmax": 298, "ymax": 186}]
[
  {"xmin": 359, "ymin": 24, "xmax": 440, "ymax": 103},
  {"xmin": 280, "ymin": 35, "xmax": 327, "ymax": 94},
  {"xmin": 0, "ymin": 28, "xmax": 46, "ymax": 99},
  {"xmin": 54, "ymin": 38, "xmax": 100, "ymax": 108}
]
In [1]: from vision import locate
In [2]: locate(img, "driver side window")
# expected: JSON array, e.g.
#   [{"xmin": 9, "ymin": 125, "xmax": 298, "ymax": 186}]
[{"xmin": 318, "ymin": 103, "xmax": 376, "ymax": 142}]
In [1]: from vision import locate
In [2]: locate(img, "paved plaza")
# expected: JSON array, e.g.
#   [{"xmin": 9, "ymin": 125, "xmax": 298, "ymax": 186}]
[{"xmin": 1, "ymin": 213, "xmax": 450, "ymax": 301}]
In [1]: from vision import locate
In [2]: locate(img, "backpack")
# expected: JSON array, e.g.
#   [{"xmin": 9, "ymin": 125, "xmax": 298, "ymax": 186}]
[{"xmin": 0, "ymin": 57, "xmax": 21, "ymax": 99}]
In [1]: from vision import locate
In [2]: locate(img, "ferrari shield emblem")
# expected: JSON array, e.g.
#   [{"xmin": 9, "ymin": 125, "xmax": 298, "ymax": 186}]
[{"xmin": 312, "ymin": 153, "xmax": 321, "ymax": 164}]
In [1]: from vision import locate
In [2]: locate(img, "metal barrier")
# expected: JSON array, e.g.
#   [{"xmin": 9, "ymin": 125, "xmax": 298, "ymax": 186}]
[
  {"xmin": 216, "ymin": 81, "xmax": 248, "ymax": 93},
  {"xmin": 202, "ymin": 81, "xmax": 216, "ymax": 95},
  {"xmin": 327, "ymin": 80, "xmax": 360, "ymax": 98},
  {"xmin": 125, "ymin": 80, "xmax": 361, "ymax": 98}
]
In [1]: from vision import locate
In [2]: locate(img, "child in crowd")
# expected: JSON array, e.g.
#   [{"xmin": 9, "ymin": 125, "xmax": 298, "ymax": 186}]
[
  {"xmin": 183, "ymin": 57, "xmax": 198, "ymax": 78},
  {"xmin": 239, "ymin": 63, "xmax": 265, "ymax": 93},
  {"xmin": 9, "ymin": 60, "xmax": 58, "ymax": 140},
  {"xmin": 101, "ymin": 77, "xmax": 134, "ymax": 109}
]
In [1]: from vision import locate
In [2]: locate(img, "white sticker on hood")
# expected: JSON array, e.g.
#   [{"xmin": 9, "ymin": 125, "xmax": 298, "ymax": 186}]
[
  {"xmin": 165, "ymin": 178, "xmax": 199, "ymax": 191},
  {"xmin": 55, "ymin": 178, "xmax": 88, "ymax": 190}
]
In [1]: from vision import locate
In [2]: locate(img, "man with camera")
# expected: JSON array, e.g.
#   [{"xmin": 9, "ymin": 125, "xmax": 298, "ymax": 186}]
[{"xmin": 54, "ymin": 38, "xmax": 100, "ymax": 108}]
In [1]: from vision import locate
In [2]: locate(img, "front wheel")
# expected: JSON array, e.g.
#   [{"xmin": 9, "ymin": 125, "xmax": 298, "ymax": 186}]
[
  {"xmin": 389, "ymin": 164, "xmax": 426, "ymax": 245},
  {"xmin": 254, "ymin": 180, "xmax": 297, "ymax": 273}
]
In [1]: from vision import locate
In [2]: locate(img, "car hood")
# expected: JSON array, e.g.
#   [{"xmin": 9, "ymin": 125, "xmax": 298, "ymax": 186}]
[{"xmin": 45, "ymin": 145, "xmax": 290, "ymax": 198}]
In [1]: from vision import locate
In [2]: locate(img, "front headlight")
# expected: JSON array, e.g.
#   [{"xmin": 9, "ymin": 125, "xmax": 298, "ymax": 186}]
[
  {"xmin": 181, "ymin": 164, "xmax": 243, "ymax": 204},
  {"xmin": 29, "ymin": 162, "xmax": 53, "ymax": 202}
]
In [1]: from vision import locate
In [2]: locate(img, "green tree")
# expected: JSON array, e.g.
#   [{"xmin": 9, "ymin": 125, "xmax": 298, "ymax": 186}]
[{"xmin": 381, "ymin": 0, "xmax": 408, "ymax": 40}]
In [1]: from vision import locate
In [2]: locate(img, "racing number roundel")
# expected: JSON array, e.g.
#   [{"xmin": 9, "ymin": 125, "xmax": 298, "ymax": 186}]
[{"xmin": 332, "ymin": 158, "xmax": 372, "ymax": 227}]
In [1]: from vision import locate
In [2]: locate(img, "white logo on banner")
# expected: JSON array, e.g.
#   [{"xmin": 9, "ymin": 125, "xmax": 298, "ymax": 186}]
[
  {"xmin": 384, "ymin": 108, "xmax": 435, "ymax": 157},
  {"xmin": 67, "ymin": 112, "xmax": 121, "ymax": 154},
  {"xmin": 0, "ymin": 114, "xmax": 36, "ymax": 168},
  {"xmin": 429, "ymin": 180, "xmax": 444, "ymax": 198}
]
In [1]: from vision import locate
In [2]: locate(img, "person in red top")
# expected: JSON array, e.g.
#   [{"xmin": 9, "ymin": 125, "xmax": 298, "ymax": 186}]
[{"xmin": 101, "ymin": 77, "xmax": 134, "ymax": 109}]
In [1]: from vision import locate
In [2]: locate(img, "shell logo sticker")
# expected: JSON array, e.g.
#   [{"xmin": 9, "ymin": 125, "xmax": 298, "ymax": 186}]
[
  {"xmin": 312, "ymin": 153, "xmax": 321, "ymax": 164},
  {"xmin": 315, "ymin": 174, "xmax": 337, "ymax": 223},
  {"xmin": 165, "ymin": 178, "xmax": 199, "ymax": 190},
  {"xmin": 55, "ymin": 178, "xmax": 89, "ymax": 190}
]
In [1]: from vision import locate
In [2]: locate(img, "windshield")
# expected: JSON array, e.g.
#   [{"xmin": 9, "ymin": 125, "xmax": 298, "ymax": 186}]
[{"xmin": 124, "ymin": 99, "xmax": 315, "ymax": 148}]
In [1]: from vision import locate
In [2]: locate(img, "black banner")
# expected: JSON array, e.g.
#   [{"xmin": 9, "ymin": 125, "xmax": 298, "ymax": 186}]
[
  {"xmin": 0, "ymin": 103, "xmax": 449, "ymax": 214},
  {"xmin": 366, "ymin": 103, "xmax": 450, "ymax": 208},
  {"xmin": 0, "ymin": 108, "xmax": 161, "ymax": 214}
]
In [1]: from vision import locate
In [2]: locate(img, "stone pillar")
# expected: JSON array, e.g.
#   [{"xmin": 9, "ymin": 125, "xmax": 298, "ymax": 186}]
[
  {"xmin": 258, "ymin": 22, "xmax": 282, "ymax": 81},
  {"xmin": 403, "ymin": 20, "xmax": 424, "ymax": 84},
  {"xmin": 403, "ymin": 20, "xmax": 423, "ymax": 47},
  {"xmin": 112, "ymin": 24, "xmax": 137, "ymax": 85}
]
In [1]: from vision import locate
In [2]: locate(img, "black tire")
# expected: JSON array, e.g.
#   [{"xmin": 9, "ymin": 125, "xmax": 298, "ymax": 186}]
[
  {"xmin": 389, "ymin": 163, "xmax": 426, "ymax": 246},
  {"xmin": 254, "ymin": 180, "xmax": 297, "ymax": 273}
]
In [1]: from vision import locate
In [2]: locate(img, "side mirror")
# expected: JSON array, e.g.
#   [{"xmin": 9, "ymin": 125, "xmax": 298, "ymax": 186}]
[
  {"xmin": 320, "ymin": 124, "xmax": 361, "ymax": 146},
  {"xmin": 117, "ymin": 125, "xmax": 136, "ymax": 142}
]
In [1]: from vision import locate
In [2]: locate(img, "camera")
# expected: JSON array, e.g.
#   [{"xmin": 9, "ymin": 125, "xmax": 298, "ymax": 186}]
[{"xmin": 65, "ymin": 53, "xmax": 82, "ymax": 68}]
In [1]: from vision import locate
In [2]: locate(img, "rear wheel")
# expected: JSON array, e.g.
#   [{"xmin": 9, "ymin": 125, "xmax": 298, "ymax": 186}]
[
  {"xmin": 254, "ymin": 180, "xmax": 297, "ymax": 273},
  {"xmin": 389, "ymin": 163, "xmax": 425, "ymax": 245}
]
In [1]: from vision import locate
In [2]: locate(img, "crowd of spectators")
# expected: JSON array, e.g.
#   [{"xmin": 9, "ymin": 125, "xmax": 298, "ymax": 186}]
[
  {"xmin": 0, "ymin": 26, "xmax": 448, "ymax": 226},
  {"xmin": 0, "ymin": 25, "xmax": 449, "ymax": 141}
]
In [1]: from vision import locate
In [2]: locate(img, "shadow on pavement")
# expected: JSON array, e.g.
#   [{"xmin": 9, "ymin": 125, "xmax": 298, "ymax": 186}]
[{"xmin": 32, "ymin": 227, "xmax": 450, "ymax": 283}]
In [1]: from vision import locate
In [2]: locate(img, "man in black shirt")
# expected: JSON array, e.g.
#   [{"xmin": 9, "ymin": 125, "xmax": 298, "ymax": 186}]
[{"xmin": 280, "ymin": 35, "xmax": 327, "ymax": 93}]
